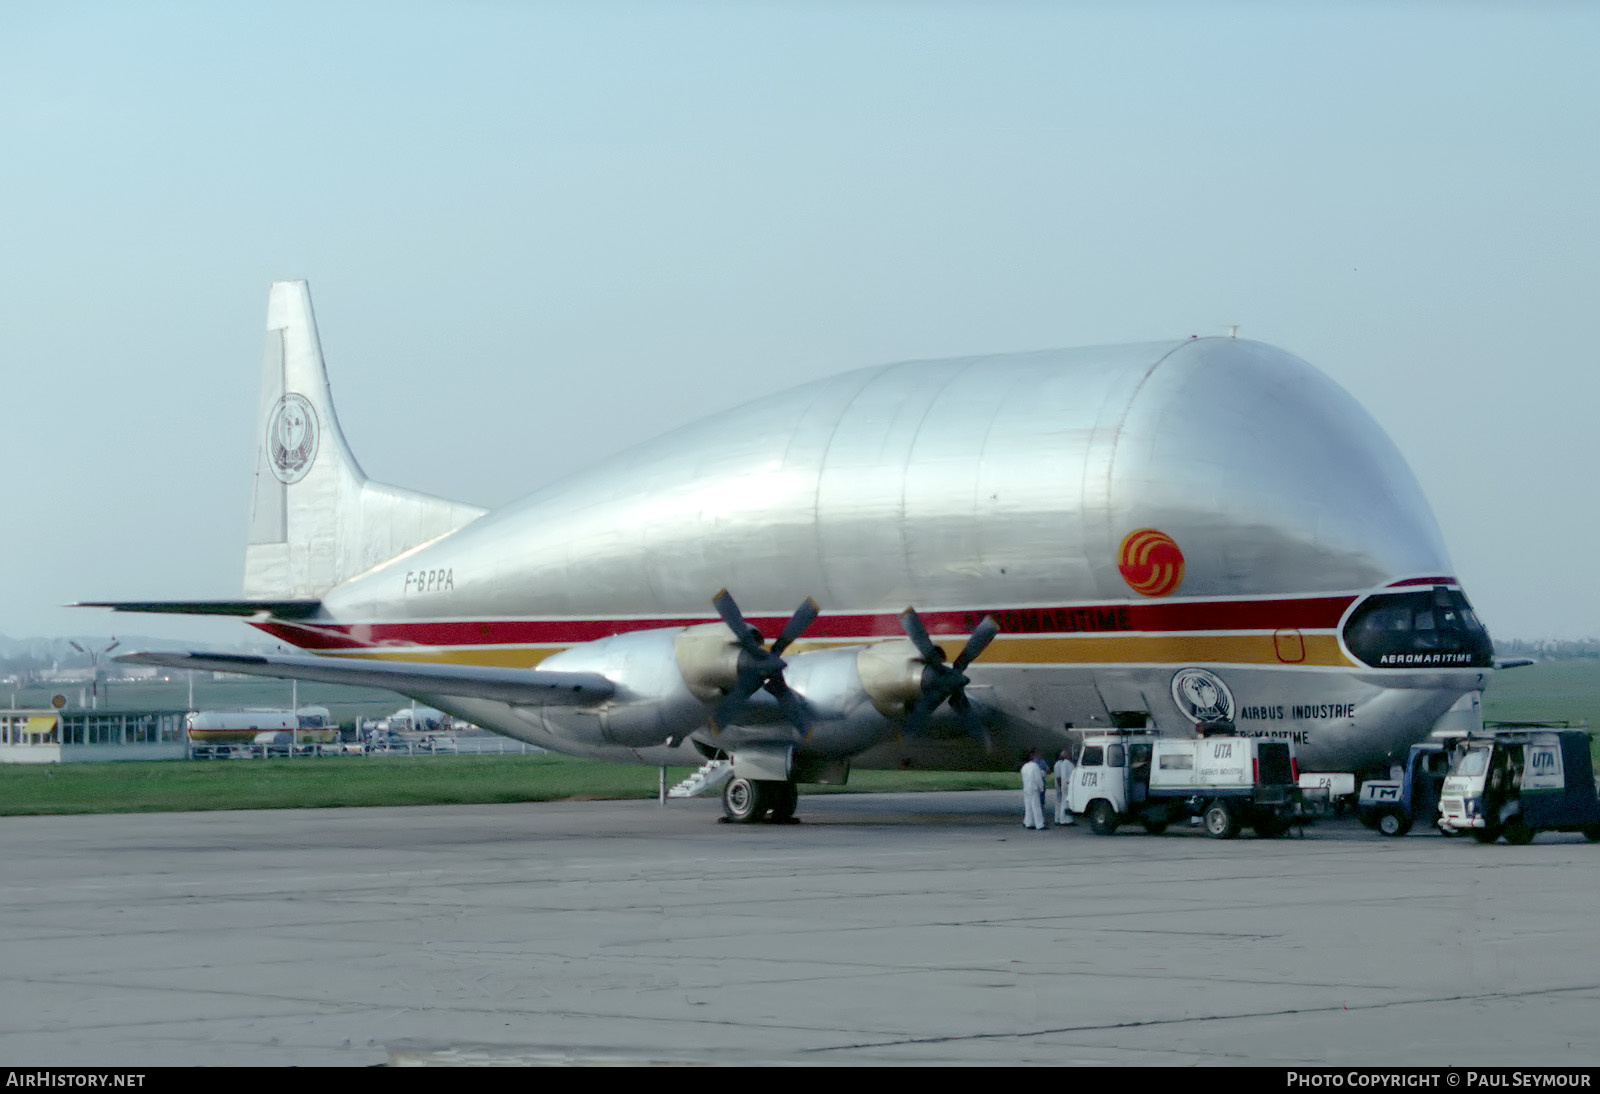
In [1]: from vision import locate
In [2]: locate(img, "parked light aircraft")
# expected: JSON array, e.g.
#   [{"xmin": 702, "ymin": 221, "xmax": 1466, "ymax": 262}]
[{"xmin": 91, "ymin": 281, "xmax": 1495, "ymax": 821}]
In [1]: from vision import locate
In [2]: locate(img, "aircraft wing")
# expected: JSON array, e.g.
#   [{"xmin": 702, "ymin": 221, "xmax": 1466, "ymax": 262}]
[
  {"xmin": 1494, "ymin": 657, "xmax": 1536, "ymax": 670},
  {"xmin": 115, "ymin": 650, "xmax": 615, "ymax": 705},
  {"xmin": 77, "ymin": 600, "xmax": 324, "ymax": 619}
]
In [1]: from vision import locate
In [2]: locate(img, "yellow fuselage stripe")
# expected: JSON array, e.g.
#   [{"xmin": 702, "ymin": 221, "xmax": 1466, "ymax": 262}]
[{"xmin": 318, "ymin": 632, "xmax": 1358, "ymax": 670}]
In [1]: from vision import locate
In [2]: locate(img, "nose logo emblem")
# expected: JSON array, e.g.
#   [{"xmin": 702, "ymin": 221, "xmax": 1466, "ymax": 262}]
[
  {"xmin": 1118, "ymin": 529, "xmax": 1184, "ymax": 597},
  {"xmin": 1171, "ymin": 667, "xmax": 1235, "ymax": 724}
]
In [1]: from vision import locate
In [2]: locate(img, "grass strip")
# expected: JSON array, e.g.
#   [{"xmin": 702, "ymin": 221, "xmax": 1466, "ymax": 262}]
[{"xmin": 0, "ymin": 752, "xmax": 1016, "ymax": 816}]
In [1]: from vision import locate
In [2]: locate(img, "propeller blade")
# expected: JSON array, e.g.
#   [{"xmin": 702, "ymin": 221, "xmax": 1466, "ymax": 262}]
[
  {"xmin": 710, "ymin": 698, "xmax": 737, "ymax": 732},
  {"xmin": 712, "ymin": 589, "xmax": 765, "ymax": 655},
  {"xmin": 710, "ymin": 656, "xmax": 767, "ymax": 729},
  {"xmin": 712, "ymin": 686, "xmax": 754, "ymax": 731},
  {"xmin": 771, "ymin": 597, "xmax": 820, "ymax": 657},
  {"xmin": 949, "ymin": 690, "xmax": 992, "ymax": 753},
  {"xmin": 898, "ymin": 607, "xmax": 944, "ymax": 665},
  {"xmin": 897, "ymin": 610, "xmax": 999, "ymax": 743},
  {"xmin": 706, "ymin": 589, "xmax": 821, "ymax": 736},
  {"xmin": 766, "ymin": 677, "xmax": 812, "ymax": 734},
  {"xmin": 951, "ymin": 616, "xmax": 999, "ymax": 674},
  {"xmin": 904, "ymin": 690, "xmax": 942, "ymax": 738}
]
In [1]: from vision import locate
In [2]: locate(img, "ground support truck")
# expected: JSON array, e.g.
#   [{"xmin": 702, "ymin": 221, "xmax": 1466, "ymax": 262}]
[
  {"xmin": 1066, "ymin": 729, "xmax": 1305, "ymax": 839},
  {"xmin": 1356, "ymin": 741, "xmax": 1454, "ymax": 837},
  {"xmin": 1438, "ymin": 723, "xmax": 1600, "ymax": 845}
]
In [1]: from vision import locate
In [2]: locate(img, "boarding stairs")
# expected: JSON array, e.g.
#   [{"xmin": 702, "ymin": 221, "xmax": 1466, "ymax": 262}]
[{"xmin": 669, "ymin": 759, "xmax": 733, "ymax": 798}]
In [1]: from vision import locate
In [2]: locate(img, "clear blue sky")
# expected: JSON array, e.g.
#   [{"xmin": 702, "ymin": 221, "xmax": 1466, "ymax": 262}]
[{"xmin": 3, "ymin": 2, "xmax": 1597, "ymax": 642}]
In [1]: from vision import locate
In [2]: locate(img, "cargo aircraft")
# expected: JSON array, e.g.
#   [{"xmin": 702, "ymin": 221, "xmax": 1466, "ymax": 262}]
[{"xmin": 90, "ymin": 282, "xmax": 1495, "ymax": 821}]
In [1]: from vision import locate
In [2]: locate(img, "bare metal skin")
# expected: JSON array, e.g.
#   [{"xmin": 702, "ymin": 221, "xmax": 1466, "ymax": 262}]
[{"xmin": 103, "ymin": 282, "xmax": 1493, "ymax": 790}]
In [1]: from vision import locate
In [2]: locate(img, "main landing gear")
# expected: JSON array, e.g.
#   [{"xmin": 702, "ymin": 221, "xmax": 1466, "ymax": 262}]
[{"xmin": 721, "ymin": 776, "xmax": 800, "ymax": 823}]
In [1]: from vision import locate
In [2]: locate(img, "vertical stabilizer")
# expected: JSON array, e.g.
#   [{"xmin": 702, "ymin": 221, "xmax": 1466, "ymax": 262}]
[{"xmin": 243, "ymin": 281, "xmax": 486, "ymax": 599}]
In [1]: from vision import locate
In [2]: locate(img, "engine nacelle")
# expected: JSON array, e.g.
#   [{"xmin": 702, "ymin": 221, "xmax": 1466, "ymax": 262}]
[
  {"xmin": 856, "ymin": 638, "xmax": 928, "ymax": 718},
  {"xmin": 672, "ymin": 623, "xmax": 744, "ymax": 703},
  {"xmin": 534, "ymin": 629, "xmax": 921, "ymax": 759},
  {"xmin": 536, "ymin": 629, "xmax": 707, "ymax": 748},
  {"xmin": 779, "ymin": 647, "xmax": 894, "ymax": 756},
  {"xmin": 678, "ymin": 644, "xmax": 899, "ymax": 758}
]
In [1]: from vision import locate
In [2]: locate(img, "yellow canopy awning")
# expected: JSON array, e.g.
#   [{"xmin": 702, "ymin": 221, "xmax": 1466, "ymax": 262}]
[{"xmin": 21, "ymin": 716, "xmax": 58, "ymax": 735}]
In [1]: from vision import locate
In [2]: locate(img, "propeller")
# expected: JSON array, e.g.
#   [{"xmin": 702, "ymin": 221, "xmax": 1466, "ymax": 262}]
[
  {"xmin": 898, "ymin": 608, "xmax": 1000, "ymax": 749},
  {"xmin": 708, "ymin": 589, "xmax": 820, "ymax": 732}
]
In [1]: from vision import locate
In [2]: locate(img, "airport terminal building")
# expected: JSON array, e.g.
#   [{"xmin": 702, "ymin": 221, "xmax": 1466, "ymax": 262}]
[{"xmin": 0, "ymin": 707, "xmax": 187, "ymax": 763}]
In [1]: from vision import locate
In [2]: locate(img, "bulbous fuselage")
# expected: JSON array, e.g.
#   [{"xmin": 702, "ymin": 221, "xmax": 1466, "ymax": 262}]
[{"xmin": 298, "ymin": 337, "xmax": 1488, "ymax": 773}]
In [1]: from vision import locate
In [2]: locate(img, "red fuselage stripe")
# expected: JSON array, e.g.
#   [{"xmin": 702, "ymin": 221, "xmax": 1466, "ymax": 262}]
[{"xmin": 251, "ymin": 594, "xmax": 1370, "ymax": 652}]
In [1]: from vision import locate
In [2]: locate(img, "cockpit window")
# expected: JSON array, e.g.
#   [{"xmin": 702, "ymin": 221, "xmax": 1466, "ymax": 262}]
[
  {"xmin": 1343, "ymin": 587, "xmax": 1493, "ymax": 668},
  {"xmin": 1365, "ymin": 606, "xmax": 1412, "ymax": 633}
]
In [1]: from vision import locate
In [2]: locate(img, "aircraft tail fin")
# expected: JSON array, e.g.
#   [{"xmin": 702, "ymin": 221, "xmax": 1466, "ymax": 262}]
[{"xmin": 243, "ymin": 281, "xmax": 486, "ymax": 599}]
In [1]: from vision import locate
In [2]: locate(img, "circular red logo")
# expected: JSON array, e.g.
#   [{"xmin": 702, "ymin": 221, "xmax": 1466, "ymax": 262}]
[{"xmin": 1118, "ymin": 529, "xmax": 1185, "ymax": 597}]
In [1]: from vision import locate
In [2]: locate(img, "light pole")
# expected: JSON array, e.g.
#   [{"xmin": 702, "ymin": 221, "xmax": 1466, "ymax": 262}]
[
  {"xmin": 280, "ymin": 646, "xmax": 299, "ymax": 756},
  {"xmin": 68, "ymin": 638, "xmax": 120, "ymax": 710}
]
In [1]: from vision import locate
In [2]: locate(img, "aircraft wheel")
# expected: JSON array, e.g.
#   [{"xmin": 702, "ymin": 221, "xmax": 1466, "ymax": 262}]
[
  {"xmin": 1087, "ymin": 800, "xmax": 1119, "ymax": 836},
  {"xmin": 1203, "ymin": 801, "xmax": 1240, "ymax": 840},
  {"xmin": 767, "ymin": 781, "xmax": 799, "ymax": 822},
  {"xmin": 721, "ymin": 776, "xmax": 771, "ymax": 824},
  {"xmin": 1502, "ymin": 817, "xmax": 1536, "ymax": 846},
  {"xmin": 1471, "ymin": 826, "xmax": 1501, "ymax": 844},
  {"xmin": 1377, "ymin": 810, "xmax": 1412, "ymax": 838}
]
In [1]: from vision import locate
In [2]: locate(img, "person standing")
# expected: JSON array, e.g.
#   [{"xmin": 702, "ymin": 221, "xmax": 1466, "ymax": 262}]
[
  {"xmin": 1035, "ymin": 752, "xmax": 1053, "ymax": 824},
  {"xmin": 1021, "ymin": 748, "xmax": 1047, "ymax": 830},
  {"xmin": 1053, "ymin": 748, "xmax": 1076, "ymax": 825}
]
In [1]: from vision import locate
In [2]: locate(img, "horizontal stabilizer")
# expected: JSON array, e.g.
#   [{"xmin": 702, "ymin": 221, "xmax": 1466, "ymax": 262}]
[
  {"xmin": 115, "ymin": 650, "xmax": 615, "ymax": 705},
  {"xmin": 1493, "ymin": 657, "xmax": 1536, "ymax": 670},
  {"xmin": 77, "ymin": 600, "xmax": 323, "ymax": 619}
]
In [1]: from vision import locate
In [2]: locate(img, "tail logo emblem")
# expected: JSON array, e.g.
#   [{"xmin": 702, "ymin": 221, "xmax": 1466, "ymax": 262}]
[
  {"xmin": 267, "ymin": 393, "xmax": 319, "ymax": 484},
  {"xmin": 1118, "ymin": 528, "xmax": 1184, "ymax": 597}
]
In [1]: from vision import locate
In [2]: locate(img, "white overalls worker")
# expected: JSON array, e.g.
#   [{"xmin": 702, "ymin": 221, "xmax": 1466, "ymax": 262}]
[
  {"xmin": 1053, "ymin": 748, "xmax": 1076, "ymax": 825},
  {"xmin": 1021, "ymin": 749, "xmax": 1047, "ymax": 830}
]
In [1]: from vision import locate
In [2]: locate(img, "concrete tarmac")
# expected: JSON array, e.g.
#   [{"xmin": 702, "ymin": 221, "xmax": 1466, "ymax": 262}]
[{"xmin": 3, "ymin": 791, "xmax": 1599, "ymax": 1067}]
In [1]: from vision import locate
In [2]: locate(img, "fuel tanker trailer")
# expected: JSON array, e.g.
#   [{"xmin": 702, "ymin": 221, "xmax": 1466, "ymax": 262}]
[{"xmin": 101, "ymin": 283, "xmax": 1495, "ymax": 822}]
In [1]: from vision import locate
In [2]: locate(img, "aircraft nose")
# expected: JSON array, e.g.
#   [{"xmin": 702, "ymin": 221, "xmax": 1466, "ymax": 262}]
[{"xmin": 1106, "ymin": 338, "xmax": 1453, "ymax": 598}]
